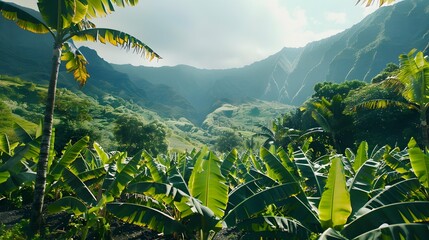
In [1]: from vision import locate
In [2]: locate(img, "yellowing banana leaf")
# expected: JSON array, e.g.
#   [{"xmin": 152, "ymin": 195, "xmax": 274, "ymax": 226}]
[
  {"xmin": 318, "ymin": 156, "xmax": 351, "ymax": 230},
  {"xmin": 85, "ymin": 0, "xmax": 139, "ymax": 18},
  {"xmin": 61, "ymin": 42, "xmax": 90, "ymax": 85},
  {"xmin": 0, "ymin": 2, "xmax": 50, "ymax": 34},
  {"xmin": 71, "ymin": 28, "xmax": 161, "ymax": 61},
  {"xmin": 37, "ymin": 0, "xmax": 88, "ymax": 29}
]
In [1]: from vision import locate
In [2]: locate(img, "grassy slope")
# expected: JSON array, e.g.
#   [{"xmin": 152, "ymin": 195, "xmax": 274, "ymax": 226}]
[{"xmin": 0, "ymin": 75, "xmax": 294, "ymax": 152}]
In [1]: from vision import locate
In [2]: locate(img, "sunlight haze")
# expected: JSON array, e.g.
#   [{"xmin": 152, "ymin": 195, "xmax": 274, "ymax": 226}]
[{"xmin": 9, "ymin": 0, "xmax": 392, "ymax": 69}]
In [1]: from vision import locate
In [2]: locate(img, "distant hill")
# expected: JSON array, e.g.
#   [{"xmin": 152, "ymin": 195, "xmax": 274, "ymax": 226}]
[{"xmin": 1, "ymin": 0, "xmax": 428, "ymax": 123}]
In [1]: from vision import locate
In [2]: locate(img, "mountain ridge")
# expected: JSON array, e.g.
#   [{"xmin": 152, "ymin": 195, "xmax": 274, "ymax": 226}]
[{"xmin": 1, "ymin": 0, "xmax": 428, "ymax": 123}]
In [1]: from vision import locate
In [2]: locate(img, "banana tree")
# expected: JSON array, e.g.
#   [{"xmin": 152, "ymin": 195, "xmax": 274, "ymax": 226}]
[{"xmin": 0, "ymin": 0, "xmax": 160, "ymax": 233}]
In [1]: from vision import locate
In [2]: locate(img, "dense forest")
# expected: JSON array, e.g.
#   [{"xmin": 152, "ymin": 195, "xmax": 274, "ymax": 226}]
[{"xmin": 1, "ymin": 0, "xmax": 429, "ymax": 239}]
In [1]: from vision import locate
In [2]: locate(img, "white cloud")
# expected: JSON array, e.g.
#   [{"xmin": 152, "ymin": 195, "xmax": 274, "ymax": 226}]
[
  {"xmin": 6, "ymin": 0, "xmax": 381, "ymax": 69},
  {"xmin": 325, "ymin": 12, "xmax": 347, "ymax": 24}
]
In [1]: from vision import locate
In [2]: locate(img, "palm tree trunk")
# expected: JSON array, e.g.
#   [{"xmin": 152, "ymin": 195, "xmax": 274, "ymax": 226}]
[{"xmin": 29, "ymin": 43, "xmax": 62, "ymax": 235}]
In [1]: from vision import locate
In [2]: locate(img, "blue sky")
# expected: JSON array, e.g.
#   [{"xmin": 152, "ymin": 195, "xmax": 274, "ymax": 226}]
[{"xmin": 9, "ymin": 0, "xmax": 395, "ymax": 69}]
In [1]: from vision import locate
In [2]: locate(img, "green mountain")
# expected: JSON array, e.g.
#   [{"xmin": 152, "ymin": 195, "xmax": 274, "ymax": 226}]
[{"xmin": 1, "ymin": 0, "xmax": 428, "ymax": 123}]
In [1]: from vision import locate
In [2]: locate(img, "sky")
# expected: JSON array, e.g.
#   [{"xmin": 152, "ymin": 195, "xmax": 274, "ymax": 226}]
[{"xmin": 8, "ymin": 0, "xmax": 394, "ymax": 69}]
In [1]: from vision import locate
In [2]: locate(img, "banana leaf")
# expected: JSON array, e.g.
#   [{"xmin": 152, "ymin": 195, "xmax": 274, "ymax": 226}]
[
  {"xmin": 50, "ymin": 136, "xmax": 89, "ymax": 180},
  {"xmin": 318, "ymin": 156, "xmax": 351, "ymax": 230},
  {"xmin": 348, "ymin": 159, "xmax": 379, "ymax": 216},
  {"xmin": 408, "ymin": 138, "xmax": 429, "ymax": 188},
  {"xmin": 106, "ymin": 150, "xmax": 143, "ymax": 200},
  {"xmin": 188, "ymin": 151, "xmax": 228, "ymax": 218},
  {"xmin": 47, "ymin": 196, "xmax": 87, "ymax": 216},
  {"xmin": 260, "ymin": 147, "xmax": 296, "ymax": 183},
  {"xmin": 236, "ymin": 216, "xmax": 312, "ymax": 240},
  {"xmin": 342, "ymin": 201, "xmax": 429, "ymax": 239},
  {"xmin": 354, "ymin": 178, "xmax": 422, "ymax": 218},
  {"xmin": 352, "ymin": 223, "xmax": 429, "ymax": 240},
  {"xmin": 107, "ymin": 202, "xmax": 186, "ymax": 235},
  {"xmin": 223, "ymin": 182, "xmax": 301, "ymax": 226},
  {"xmin": 353, "ymin": 141, "xmax": 368, "ymax": 171},
  {"xmin": 294, "ymin": 148, "xmax": 324, "ymax": 197},
  {"xmin": 0, "ymin": 133, "xmax": 10, "ymax": 155}
]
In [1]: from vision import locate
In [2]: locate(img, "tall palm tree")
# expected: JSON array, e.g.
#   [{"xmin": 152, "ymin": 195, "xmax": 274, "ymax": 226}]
[
  {"xmin": 0, "ymin": 0, "xmax": 160, "ymax": 234},
  {"xmin": 358, "ymin": 49, "xmax": 429, "ymax": 147}
]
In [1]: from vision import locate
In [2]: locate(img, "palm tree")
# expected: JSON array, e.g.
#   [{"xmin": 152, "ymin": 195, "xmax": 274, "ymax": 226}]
[
  {"xmin": 0, "ymin": 0, "xmax": 160, "ymax": 234},
  {"xmin": 357, "ymin": 49, "xmax": 429, "ymax": 148}
]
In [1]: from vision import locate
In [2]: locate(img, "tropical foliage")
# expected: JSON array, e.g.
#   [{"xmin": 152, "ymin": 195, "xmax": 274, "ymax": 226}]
[{"xmin": 0, "ymin": 0, "xmax": 160, "ymax": 234}]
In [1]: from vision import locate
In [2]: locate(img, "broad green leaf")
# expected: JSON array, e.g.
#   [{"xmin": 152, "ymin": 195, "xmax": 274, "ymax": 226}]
[
  {"xmin": 348, "ymin": 159, "xmax": 378, "ymax": 217},
  {"xmin": 50, "ymin": 136, "xmax": 89, "ymax": 180},
  {"xmin": 353, "ymin": 141, "xmax": 368, "ymax": 171},
  {"xmin": 224, "ymin": 182, "xmax": 301, "ymax": 226},
  {"xmin": 143, "ymin": 151, "xmax": 166, "ymax": 183},
  {"xmin": 318, "ymin": 156, "xmax": 351, "ymax": 230},
  {"xmin": 0, "ymin": 133, "xmax": 10, "ymax": 155},
  {"xmin": 353, "ymin": 223, "xmax": 429, "ymax": 240},
  {"xmin": 107, "ymin": 202, "xmax": 186, "ymax": 235},
  {"xmin": 47, "ymin": 196, "xmax": 87, "ymax": 216},
  {"xmin": 277, "ymin": 147, "xmax": 298, "ymax": 175},
  {"xmin": 294, "ymin": 149, "xmax": 323, "ymax": 197},
  {"xmin": 0, "ymin": 2, "xmax": 50, "ymax": 34},
  {"xmin": 342, "ymin": 201, "xmax": 429, "ymax": 239},
  {"xmin": 407, "ymin": 138, "xmax": 429, "ymax": 188},
  {"xmin": 167, "ymin": 166, "xmax": 190, "ymax": 195},
  {"xmin": 106, "ymin": 151, "xmax": 143, "ymax": 200},
  {"xmin": 0, "ymin": 171, "xmax": 10, "ymax": 184},
  {"xmin": 13, "ymin": 122, "xmax": 32, "ymax": 143},
  {"xmin": 356, "ymin": 178, "xmax": 421, "ymax": 216},
  {"xmin": 220, "ymin": 148, "xmax": 238, "ymax": 178},
  {"xmin": 235, "ymin": 216, "xmax": 312, "ymax": 240},
  {"xmin": 93, "ymin": 141, "xmax": 110, "ymax": 165},
  {"xmin": 127, "ymin": 182, "xmax": 189, "ymax": 205},
  {"xmin": 62, "ymin": 169, "xmax": 97, "ymax": 205},
  {"xmin": 260, "ymin": 147, "xmax": 296, "ymax": 183},
  {"xmin": 77, "ymin": 167, "xmax": 107, "ymax": 186},
  {"xmin": 319, "ymin": 228, "xmax": 348, "ymax": 240},
  {"xmin": 0, "ymin": 139, "xmax": 39, "ymax": 172},
  {"xmin": 227, "ymin": 177, "xmax": 277, "ymax": 212},
  {"xmin": 188, "ymin": 151, "xmax": 228, "ymax": 218}
]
